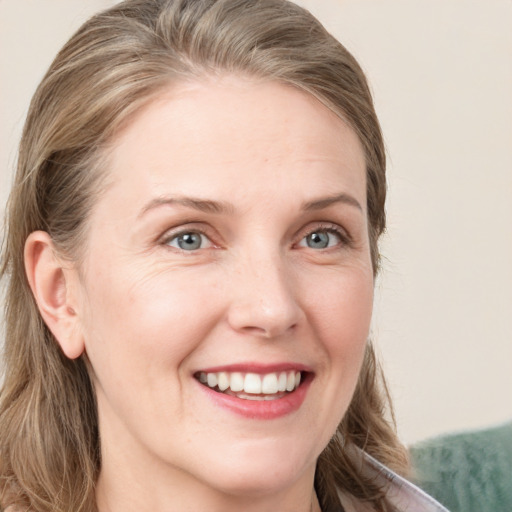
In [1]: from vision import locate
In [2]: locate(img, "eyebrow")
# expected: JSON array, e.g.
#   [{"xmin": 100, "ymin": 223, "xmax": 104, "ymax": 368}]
[
  {"xmin": 302, "ymin": 193, "xmax": 363, "ymax": 212},
  {"xmin": 138, "ymin": 195, "xmax": 234, "ymax": 218},
  {"xmin": 139, "ymin": 191, "xmax": 363, "ymax": 218}
]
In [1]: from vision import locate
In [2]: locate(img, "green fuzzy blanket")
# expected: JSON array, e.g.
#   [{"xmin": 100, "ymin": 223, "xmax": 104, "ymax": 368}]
[{"xmin": 410, "ymin": 421, "xmax": 512, "ymax": 512}]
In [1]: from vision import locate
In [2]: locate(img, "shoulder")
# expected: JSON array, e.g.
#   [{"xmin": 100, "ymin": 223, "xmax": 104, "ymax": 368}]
[{"xmin": 410, "ymin": 421, "xmax": 512, "ymax": 512}]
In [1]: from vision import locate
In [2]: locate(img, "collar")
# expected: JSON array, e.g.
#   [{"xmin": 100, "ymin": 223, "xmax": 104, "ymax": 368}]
[{"xmin": 337, "ymin": 447, "xmax": 450, "ymax": 512}]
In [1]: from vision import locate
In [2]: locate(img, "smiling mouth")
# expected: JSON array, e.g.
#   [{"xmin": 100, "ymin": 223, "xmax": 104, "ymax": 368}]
[{"xmin": 195, "ymin": 370, "xmax": 304, "ymax": 401}]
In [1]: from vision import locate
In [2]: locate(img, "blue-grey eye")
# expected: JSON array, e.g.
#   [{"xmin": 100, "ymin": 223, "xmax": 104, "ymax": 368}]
[
  {"xmin": 300, "ymin": 230, "xmax": 341, "ymax": 249},
  {"xmin": 167, "ymin": 232, "xmax": 211, "ymax": 251}
]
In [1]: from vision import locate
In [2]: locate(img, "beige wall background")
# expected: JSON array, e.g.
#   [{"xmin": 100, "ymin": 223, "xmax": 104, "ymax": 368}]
[{"xmin": 1, "ymin": 0, "xmax": 511, "ymax": 445}]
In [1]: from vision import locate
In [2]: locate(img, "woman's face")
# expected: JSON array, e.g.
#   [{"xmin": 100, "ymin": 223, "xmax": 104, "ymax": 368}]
[{"xmin": 74, "ymin": 77, "xmax": 373, "ymax": 503}]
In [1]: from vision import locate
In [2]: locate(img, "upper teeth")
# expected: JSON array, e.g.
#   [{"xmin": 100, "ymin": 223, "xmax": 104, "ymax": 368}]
[{"xmin": 198, "ymin": 370, "xmax": 302, "ymax": 395}]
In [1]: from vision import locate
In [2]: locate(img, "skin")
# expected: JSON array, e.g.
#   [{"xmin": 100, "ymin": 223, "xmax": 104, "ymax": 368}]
[{"xmin": 25, "ymin": 76, "xmax": 374, "ymax": 512}]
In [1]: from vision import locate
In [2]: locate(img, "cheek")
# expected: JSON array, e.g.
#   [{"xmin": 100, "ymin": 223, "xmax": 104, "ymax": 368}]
[
  {"xmin": 307, "ymin": 267, "xmax": 374, "ymax": 351},
  {"xmin": 79, "ymin": 262, "xmax": 223, "ymax": 380},
  {"xmin": 298, "ymin": 267, "xmax": 373, "ymax": 449},
  {"xmin": 305, "ymin": 266, "xmax": 373, "ymax": 415}
]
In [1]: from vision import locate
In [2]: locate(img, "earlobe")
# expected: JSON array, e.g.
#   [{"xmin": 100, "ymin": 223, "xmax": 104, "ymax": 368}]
[{"xmin": 24, "ymin": 231, "xmax": 85, "ymax": 359}]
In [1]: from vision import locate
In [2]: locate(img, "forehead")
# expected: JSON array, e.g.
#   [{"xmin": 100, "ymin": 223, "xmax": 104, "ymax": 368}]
[{"xmin": 98, "ymin": 76, "xmax": 366, "ymax": 218}]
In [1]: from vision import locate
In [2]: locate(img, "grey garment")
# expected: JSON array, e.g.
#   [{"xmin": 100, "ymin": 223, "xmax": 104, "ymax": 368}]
[
  {"xmin": 410, "ymin": 422, "xmax": 512, "ymax": 512},
  {"xmin": 336, "ymin": 447, "xmax": 451, "ymax": 512},
  {"xmin": 359, "ymin": 449, "xmax": 451, "ymax": 512}
]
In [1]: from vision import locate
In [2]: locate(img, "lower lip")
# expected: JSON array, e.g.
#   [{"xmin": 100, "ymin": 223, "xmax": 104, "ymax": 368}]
[{"xmin": 197, "ymin": 375, "xmax": 312, "ymax": 420}]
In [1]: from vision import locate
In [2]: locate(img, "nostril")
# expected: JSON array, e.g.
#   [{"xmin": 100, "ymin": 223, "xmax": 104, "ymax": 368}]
[
  {"xmin": 239, "ymin": 322, "xmax": 299, "ymax": 339},
  {"xmin": 241, "ymin": 325, "xmax": 274, "ymax": 337}
]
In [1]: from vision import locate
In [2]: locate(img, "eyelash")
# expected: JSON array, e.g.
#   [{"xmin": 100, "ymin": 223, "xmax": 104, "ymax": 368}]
[
  {"xmin": 159, "ymin": 222, "xmax": 351, "ymax": 253},
  {"xmin": 297, "ymin": 223, "xmax": 351, "ymax": 250},
  {"xmin": 159, "ymin": 225, "xmax": 216, "ymax": 252}
]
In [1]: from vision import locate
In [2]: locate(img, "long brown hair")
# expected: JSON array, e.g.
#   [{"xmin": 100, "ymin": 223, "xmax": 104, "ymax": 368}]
[{"xmin": 0, "ymin": 1, "xmax": 407, "ymax": 511}]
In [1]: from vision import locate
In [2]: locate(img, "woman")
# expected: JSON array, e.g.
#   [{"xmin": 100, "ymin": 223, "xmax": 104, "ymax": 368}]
[{"xmin": 0, "ymin": 1, "xmax": 448, "ymax": 511}]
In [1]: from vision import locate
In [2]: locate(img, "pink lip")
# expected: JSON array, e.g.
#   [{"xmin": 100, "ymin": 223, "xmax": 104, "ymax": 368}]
[
  {"xmin": 195, "ymin": 369, "xmax": 313, "ymax": 420},
  {"xmin": 196, "ymin": 362, "xmax": 313, "ymax": 374}
]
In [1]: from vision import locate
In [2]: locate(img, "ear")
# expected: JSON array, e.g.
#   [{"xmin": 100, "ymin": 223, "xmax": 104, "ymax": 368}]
[{"xmin": 24, "ymin": 231, "xmax": 85, "ymax": 359}]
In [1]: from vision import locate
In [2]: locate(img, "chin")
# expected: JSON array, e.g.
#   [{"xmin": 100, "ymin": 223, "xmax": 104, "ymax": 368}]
[
  {"xmin": 206, "ymin": 467, "xmax": 307, "ymax": 498},
  {"xmin": 195, "ymin": 439, "xmax": 318, "ymax": 497}
]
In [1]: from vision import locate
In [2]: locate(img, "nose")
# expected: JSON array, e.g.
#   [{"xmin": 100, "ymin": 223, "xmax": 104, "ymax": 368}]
[{"xmin": 226, "ymin": 250, "xmax": 303, "ymax": 339}]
